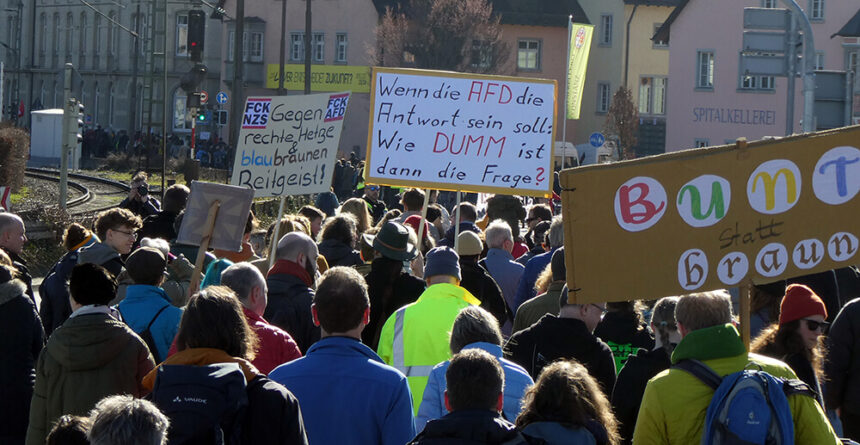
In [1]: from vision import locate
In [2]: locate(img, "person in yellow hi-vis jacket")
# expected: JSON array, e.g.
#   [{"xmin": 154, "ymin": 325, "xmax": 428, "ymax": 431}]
[{"xmin": 377, "ymin": 246, "xmax": 481, "ymax": 414}]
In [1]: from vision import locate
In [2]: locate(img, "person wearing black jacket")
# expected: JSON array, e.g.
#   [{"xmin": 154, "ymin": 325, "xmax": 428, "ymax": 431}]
[
  {"xmin": 316, "ymin": 215, "xmax": 363, "ymax": 267},
  {"xmin": 0, "ymin": 264, "xmax": 44, "ymax": 445},
  {"xmin": 504, "ymin": 285, "xmax": 616, "ymax": 396},
  {"xmin": 825, "ymin": 298, "xmax": 860, "ymax": 440},
  {"xmin": 265, "ymin": 232, "xmax": 320, "ymax": 354},
  {"xmin": 361, "ymin": 222, "xmax": 425, "ymax": 350},
  {"xmin": 611, "ymin": 296, "xmax": 679, "ymax": 444},
  {"xmin": 593, "ymin": 301, "xmax": 655, "ymax": 374},
  {"xmin": 138, "ymin": 184, "xmax": 189, "ymax": 242},
  {"xmin": 0, "ymin": 213, "xmax": 34, "ymax": 302},
  {"xmin": 457, "ymin": 231, "xmax": 510, "ymax": 326}
]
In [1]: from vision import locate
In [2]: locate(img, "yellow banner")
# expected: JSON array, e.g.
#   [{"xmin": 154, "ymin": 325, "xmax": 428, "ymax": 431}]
[
  {"xmin": 566, "ymin": 24, "xmax": 593, "ymax": 120},
  {"xmin": 266, "ymin": 64, "xmax": 371, "ymax": 93}
]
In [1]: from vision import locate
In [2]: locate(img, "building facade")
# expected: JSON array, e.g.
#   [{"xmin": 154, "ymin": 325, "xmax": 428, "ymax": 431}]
[{"xmin": 660, "ymin": 0, "xmax": 860, "ymax": 152}]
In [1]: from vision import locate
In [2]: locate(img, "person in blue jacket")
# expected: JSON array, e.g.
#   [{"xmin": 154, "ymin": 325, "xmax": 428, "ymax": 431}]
[
  {"xmin": 116, "ymin": 247, "xmax": 183, "ymax": 363},
  {"xmin": 417, "ymin": 306, "xmax": 533, "ymax": 430},
  {"xmin": 269, "ymin": 266, "xmax": 415, "ymax": 445}
]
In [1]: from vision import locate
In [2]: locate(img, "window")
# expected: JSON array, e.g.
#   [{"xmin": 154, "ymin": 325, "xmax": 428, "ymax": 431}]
[
  {"xmin": 653, "ymin": 23, "xmax": 667, "ymax": 48},
  {"xmin": 66, "ymin": 13, "xmax": 73, "ymax": 56},
  {"xmin": 470, "ymin": 40, "xmax": 492, "ymax": 70},
  {"xmin": 176, "ymin": 14, "xmax": 188, "ymax": 56},
  {"xmin": 94, "ymin": 14, "xmax": 102, "ymax": 55},
  {"xmin": 39, "ymin": 13, "xmax": 46, "ymax": 56},
  {"xmin": 600, "ymin": 14, "xmax": 613, "ymax": 46},
  {"xmin": 517, "ymin": 39, "xmax": 540, "ymax": 70},
  {"xmin": 815, "ymin": 51, "xmax": 824, "ymax": 70},
  {"xmin": 762, "ymin": 0, "xmax": 777, "ymax": 7},
  {"xmin": 639, "ymin": 77, "xmax": 667, "ymax": 115},
  {"xmin": 597, "ymin": 83, "xmax": 611, "ymax": 113},
  {"xmin": 80, "ymin": 13, "xmax": 87, "ymax": 55},
  {"xmin": 809, "ymin": 0, "xmax": 823, "ymax": 20},
  {"xmin": 53, "ymin": 13, "xmax": 60, "ymax": 54},
  {"xmin": 740, "ymin": 75, "xmax": 775, "ymax": 91},
  {"xmin": 313, "ymin": 33, "xmax": 324, "ymax": 62},
  {"xmin": 848, "ymin": 50, "xmax": 859, "ymax": 74},
  {"xmin": 228, "ymin": 31, "xmax": 264, "ymax": 62},
  {"xmin": 173, "ymin": 91, "xmax": 189, "ymax": 130},
  {"xmin": 695, "ymin": 138, "xmax": 709, "ymax": 148},
  {"xmin": 697, "ymin": 50, "xmax": 714, "ymax": 89},
  {"xmin": 335, "ymin": 33, "xmax": 347, "ymax": 63},
  {"xmin": 108, "ymin": 11, "xmax": 117, "ymax": 57},
  {"xmin": 290, "ymin": 32, "xmax": 304, "ymax": 62},
  {"xmin": 108, "ymin": 83, "xmax": 114, "ymax": 127}
]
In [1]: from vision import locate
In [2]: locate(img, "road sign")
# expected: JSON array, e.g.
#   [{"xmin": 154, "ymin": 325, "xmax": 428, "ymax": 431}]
[
  {"xmin": 216, "ymin": 91, "xmax": 228, "ymax": 104},
  {"xmin": 744, "ymin": 8, "xmax": 791, "ymax": 30},
  {"xmin": 216, "ymin": 109, "xmax": 228, "ymax": 126},
  {"xmin": 589, "ymin": 132, "xmax": 605, "ymax": 148},
  {"xmin": 742, "ymin": 31, "xmax": 787, "ymax": 53},
  {"xmin": 200, "ymin": 90, "xmax": 209, "ymax": 104},
  {"xmin": 740, "ymin": 54, "xmax": 788, "ymax": 76},
  {"xmin": 85, "ymin": 114, "xmax": 93, "ymax": 124}
]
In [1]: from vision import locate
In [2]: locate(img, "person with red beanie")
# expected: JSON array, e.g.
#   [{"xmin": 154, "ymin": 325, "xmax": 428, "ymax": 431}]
[{"xmin": 751, "ymin": 284, "xmax": 829, "ymax": 408}]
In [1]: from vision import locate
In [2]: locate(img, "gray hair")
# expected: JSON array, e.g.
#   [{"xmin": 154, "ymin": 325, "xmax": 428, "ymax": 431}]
[
  {"xmin": 88, "ymin": 395, "xmax": 170, "ymax": 445},
  {"xmin": 547, "ymin": 215, "xmax": 564, "ymax": 249},
  {"xmin": 450, "ymin": 306, "xmax": 503, "ymax": 354},
  {"xmin": 221, "ymin": 262, "xmax": 267, "ymax": 302},
  {"xmin": 276, "ymin": 231, "xmax": 318, "ymax": 262},
  {"xmin": 0, "ymin": 213, "xmax": 22, "ymax": 237},
  {"xmin": 675, "ymin": 290, "xmax": 734, "ymax": 332},
  {"xmin": 485, "ymin": 219, "xmax": 513, "ymax": 249}
]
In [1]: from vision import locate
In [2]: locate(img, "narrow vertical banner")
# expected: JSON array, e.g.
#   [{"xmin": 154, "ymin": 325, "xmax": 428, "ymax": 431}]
[{"xmin": 566, "ymin": 23, "xmax": 594, "ymax": 120}]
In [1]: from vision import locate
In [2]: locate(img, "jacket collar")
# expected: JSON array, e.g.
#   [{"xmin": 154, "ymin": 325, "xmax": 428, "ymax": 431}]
[
  {"xmin": 671, "ymin": 323, "xmax": 747, "ymax": 364},
  {"xmin": 486, "ymin": 248, "xmax": 513, "ymax": 260},
  {"xmin": 69, "ymin": 304, "xmax": 116, "ymax": 319},
  {"xmin": 124, "ymin": 284, "xmax": 172, "ymax": 304},
  {"xmin": 420, "ymin": 282, "xmax": 481, "ymax": 306},
  {"xmin": 268, "ymin": 259, "xmax": 312, "ymax": 286},
  {"xmin": 242, "ymin": 306, "xmax": 267, "ymax": 325},
  {"xmin": 2, "ymin": 247, "xmax": 26, "ymax": 265},
  {"xmin": 463, "ymin": 341, "xmax": 503, "ymax": 359},
  {"xmin": 142, "ymin": 347, "xmax": 260, "ymax": 390},
  {"xmin": 307, "ymin": 336, "xmax": 385, "ymax": 363}
]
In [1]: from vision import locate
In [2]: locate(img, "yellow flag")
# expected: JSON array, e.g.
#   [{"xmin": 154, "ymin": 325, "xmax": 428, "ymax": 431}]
[{"xmin": 566, "ymin": 23, "xmax": 594, "ymax": 120}]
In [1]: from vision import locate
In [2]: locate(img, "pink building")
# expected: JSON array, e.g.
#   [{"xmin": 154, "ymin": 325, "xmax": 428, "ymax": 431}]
[{"xmin": 657, "ymin": 0, "xmax": 860, "ymax": 152}]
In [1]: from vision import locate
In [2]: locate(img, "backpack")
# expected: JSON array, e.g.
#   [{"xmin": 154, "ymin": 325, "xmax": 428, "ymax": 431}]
[
  {"xmin": 118, "ymin": 304, "xmax": 169, "ymax": 363},
  {"xmin": 673, "ymin": 359, "xmax": 816, "ymax": 445},
  {"xmin": 151, "ymin": 363, "xmax": 249, "ymax": 445}
]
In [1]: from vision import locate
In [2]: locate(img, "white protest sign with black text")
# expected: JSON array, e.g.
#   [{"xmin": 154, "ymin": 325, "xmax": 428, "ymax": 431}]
[
  {"xmin": 231, "ymin": 92, "xmax": 350, "ymax": 197},
  {"xmin": 365, "ymin": 68, "xmax": 557, "ymax": 196}
]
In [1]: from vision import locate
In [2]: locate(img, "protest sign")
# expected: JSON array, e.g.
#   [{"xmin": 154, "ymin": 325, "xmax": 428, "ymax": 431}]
[
  {"xmin": 365, "ymin": 68, "xmax": 557, "ymax": 197},
  {"xmin": 560, "ymin": 125, "xmax": 860, "ymax": 304},
  {"xmin": 266, "ymin": 64, "xmax": 371, "ymax": 93},
  {"xmin": 230, "ymin": 93, "xmax": 350, "ymax": 197},
  {"xmin": 176, "ymin": 181, "xmax": 255, "ymax": 252}
]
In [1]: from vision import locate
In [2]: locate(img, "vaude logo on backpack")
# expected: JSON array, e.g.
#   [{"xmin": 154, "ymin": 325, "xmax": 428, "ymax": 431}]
[
  {"xmin": 152, "ymin": 363, "xmax": 249, "ymax": 445},
  {"xmin": 673, "ymin": 359, "xmax": 816, "ymax": 445}
]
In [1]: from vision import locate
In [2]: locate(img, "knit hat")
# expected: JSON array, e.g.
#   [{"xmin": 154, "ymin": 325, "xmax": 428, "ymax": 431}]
[
  {"xmin": 779, "ymin": 284, "xmax": 827, "ymax": 325},
  {"xmin": 457, "ymin": 231, "xmax": 483, "ymax": 256},
  {"xmin": 551, "ymin": 247, "xmax": 566, "ymax": 281},
  {"xmin": 424, "ymin": 246, "xmax": 461, "ymax": 281},
  {"xmin": 125, "ymin": 247, "xmax": 168, "ymax": 285}
]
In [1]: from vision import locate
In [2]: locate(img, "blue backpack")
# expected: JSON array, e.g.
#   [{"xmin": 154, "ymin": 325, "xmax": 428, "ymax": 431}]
[{"xmin": 674, "ymin": 359, "xmax": 816, "ymax": 445}]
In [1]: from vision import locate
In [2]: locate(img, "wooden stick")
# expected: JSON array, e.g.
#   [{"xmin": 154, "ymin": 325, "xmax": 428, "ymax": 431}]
[
  {"xmin": 453, "ymin": 191, "xmax": 462, "ymax": 253},
  {"xmin": 416, "ymin": 188, "xmax": 431, "ymax": 250},
  {"xmin": 740, "ymin": 280, "xmax": 752, "ymax": 351},
  {"xmin": 268, "ymin": 196, "xmax": 287, "ymax": 270},
  {"xmin": 188, "ymin": 200, "xmax": 221, "ymax": 299}
]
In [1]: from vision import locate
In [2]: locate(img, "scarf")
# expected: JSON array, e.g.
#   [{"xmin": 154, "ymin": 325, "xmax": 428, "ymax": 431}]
[{"xmin": 268, "ymin": 259, "xmax": 313, "ymax": 287}]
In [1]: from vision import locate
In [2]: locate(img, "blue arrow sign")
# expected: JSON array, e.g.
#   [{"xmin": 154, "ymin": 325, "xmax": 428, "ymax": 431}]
[
  {"xmin": 216, "ymin": 91, "xmax": 228, "ymax": 105},
  {"xmin": 589, "ymin": 132, "xmax": 605, "ymax": 148}
]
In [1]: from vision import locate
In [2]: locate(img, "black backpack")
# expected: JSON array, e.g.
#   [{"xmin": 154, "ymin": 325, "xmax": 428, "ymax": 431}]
[
  {"xmin": 151, "ymin": 363, "xmax": 249, "ymax": 445},
  {"xmin": 118, "ymin": 304, "xmax": 169, "ymax": 363}
]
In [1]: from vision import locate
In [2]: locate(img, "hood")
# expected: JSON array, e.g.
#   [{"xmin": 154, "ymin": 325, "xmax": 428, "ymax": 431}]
[
  {"xmin": 143, "ymin": 347, "xmax": 259, "ymax": 390},
  {"xmin": 78, "ymin": 242, "xmax": 121, "ymax": 267},
  {"xmin": 318, "ymin": 239, "xmax": 359, "ymax": 263},
  {"xmin": 530, "ymin": 315, "xmax": 605, "ymax": 356},
  {"xmin": 521, "ymin": 422, "xmax": 597, "ymax": 444},
  {"xmin": 593, "ymin": 311, "xmax": 649, "ymax": 345},
  {"xmin": 420, "ymin": 410, "xmax": 520, "ymax": 443},
  {"xmin": 47, "ymin": 313, "xmax": 141, "ymax": 371},
  {"xmin": 671, "ymin": 323, "xmax": 746, "ymax": 364},
  {"xmin": 0, "ymin": 279, "xmax": 27, "ymax": 305},
  {"xmin": 123, "ymin": 284, "xmax": 172, "ymax": 305}
]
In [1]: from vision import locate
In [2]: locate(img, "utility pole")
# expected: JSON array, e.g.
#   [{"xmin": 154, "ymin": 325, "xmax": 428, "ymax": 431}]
[
  {"xmin": 230, "ymin": 0, "xmax": 245, "ymax": 154},
  {"xmin": 129, "ymin": 3, "xmax": 140, "ymax": 132},
  {"xmin": 780, "ymin": 0, "xmax": 815, "ymax": 133},
  {"xmin": 278, "ymin": 0, "xmax": 288, "ymax": 94},
  {"xmin": 785, "ymin": 11, "xmax": 797, "ymax": 135},
  {"xmin": 60, "ymin": 63, "xmax": 73, "ymax": 209},
  {"xmin": 304, "ymin": 0, "xmax": 311, "ymax": 94}
]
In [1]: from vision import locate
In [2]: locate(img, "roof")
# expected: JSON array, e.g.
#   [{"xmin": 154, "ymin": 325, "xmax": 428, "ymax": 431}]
[
  {"xmin": 623, "ymin": 0, "xmax": 683, "ymax": 6},
  {"xmin": 833, "ymin": 8, "xmax": 860, "ymax": 37},
  {"xmin": 371, "ymin": 0, "xmax": 589, "ymax": 27},
  {"xmin": 652, "ymin": 0, "xmax": 689, "ymax": 42}
]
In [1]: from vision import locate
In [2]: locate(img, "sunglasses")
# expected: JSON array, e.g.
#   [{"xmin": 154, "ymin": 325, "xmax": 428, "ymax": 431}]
[
  {"xmin": 367, "ymin": 186, "xmax": 379, "ymax": 191},
  {"xmin": 802, "ymin": 319, "xmax": 830, "ymax": 332}
]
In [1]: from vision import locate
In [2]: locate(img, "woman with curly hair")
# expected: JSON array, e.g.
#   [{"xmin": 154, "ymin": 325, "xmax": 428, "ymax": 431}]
[
  {"xmin": 751, "ymin": 283, "xmax": 829, "ymax": 408},
  {"xmin": 340, "ymin": 198, "xmax": 373, "ymax": 236},
  {"xmin": 317, "ymin": 214, "xmax": 363, "ymax": 267},
  {"xmin": 516, "ymin": 359, "xmax": 620, "ymax": 445}
]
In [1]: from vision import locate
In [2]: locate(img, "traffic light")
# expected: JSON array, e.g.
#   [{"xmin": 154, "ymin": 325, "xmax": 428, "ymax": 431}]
[
  {"xmin": 197, "ymin": 110, "xmax": 208, "ymax": 123},
  {"xmin": 187, "ymin": 10, "xmax": 205, "ymax": 62},
  {"xmin": 186, "ymin": 92, "xmax": 203, "ymax": 109},
  {"xmin": 180, "ymin": 63, "xmax": 207, "ymax": 93},
  {"xmin": 216, "ymin": 110, "xmax": 228, "ymax": 126},
  {"xmin": 64, "ymin": 98, "xmax": 84, "ymax": 151},
  {"xmin": 74, "ymin": 100, "xmax": 84, "ymax": 144}
]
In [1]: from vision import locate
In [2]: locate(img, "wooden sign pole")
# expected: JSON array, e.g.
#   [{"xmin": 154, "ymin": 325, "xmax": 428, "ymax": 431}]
[
  {"xmin": 740, "ymin": 279, "xmax": 753, "ymax": 351},
  {"xmin": 188, "ymin": 200, "xmax": 221, "ymax": 299},
  {"xmin": 269, "ymin": 196, "xmax": 288, "ymax": 270},
  {"xmin": 416, "ymin": 188, "xmax": 431, "ymax": 250},
  {"xmin": 453, "ymin": 191, "xmax": 462, "ymax": 253}
]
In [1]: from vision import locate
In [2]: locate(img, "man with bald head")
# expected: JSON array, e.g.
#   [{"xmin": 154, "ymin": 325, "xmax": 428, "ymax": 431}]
[
  {"xmin": 0, "ymin": 213, "xmax": 33, "ymax": 301},
  {"xmin": 264, "ymin": 231, "xmax": 321, "ymax": 354}
]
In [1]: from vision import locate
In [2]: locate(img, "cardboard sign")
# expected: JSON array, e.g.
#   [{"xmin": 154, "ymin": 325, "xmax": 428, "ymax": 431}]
[
  {"xmin": 230, "ymin": 93, "xmax": 350, "ymax": 197},
  {"xmin": 364, "ymin": 68, "xmax": 557, "ymax": 196},
  {"xmin": 560, "ymin": 126, "xmax": 860, "ymax": 303},
  {"xmin": 176, "ymin": 181, "xmax": 254, "ymax": 252}
]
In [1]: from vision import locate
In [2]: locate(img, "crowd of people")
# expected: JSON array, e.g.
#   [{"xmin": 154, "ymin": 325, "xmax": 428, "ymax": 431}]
[{"xmin": 0, "ymin": 172, "xmax": 859, "ymax": 445}]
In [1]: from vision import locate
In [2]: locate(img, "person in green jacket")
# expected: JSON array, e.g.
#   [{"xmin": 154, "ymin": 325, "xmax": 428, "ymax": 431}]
[
  {"xmin": 632, "ymin": 290, "xmax": 840, "ymax": 445},
  {"xmin": 377, "ymin": 246, "xmax": 481, "ymax": 414},
  {"xmin": 25, "ymin": 264, "xmax": 155, "ymax": 445}
]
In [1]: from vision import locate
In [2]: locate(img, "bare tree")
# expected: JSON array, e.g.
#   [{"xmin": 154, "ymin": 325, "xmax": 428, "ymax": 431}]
[
  {"xmin": 603, "ymin": 87, "xmax": 639, "ymax": 160},
  {"xmin": 373, "ymin": 0, "xmax": 510, "ymax": 74}
]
